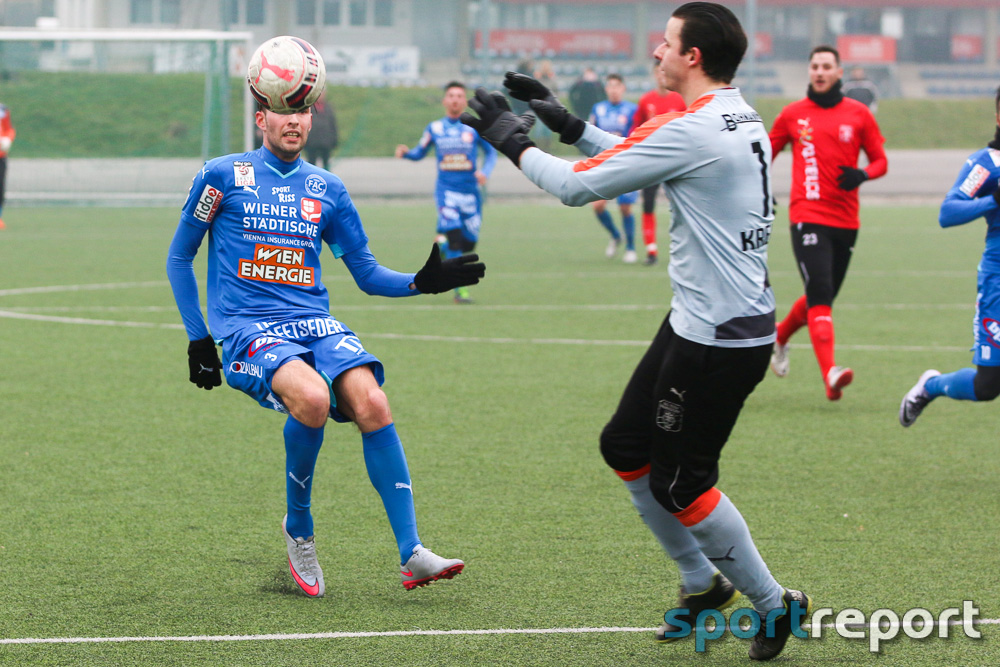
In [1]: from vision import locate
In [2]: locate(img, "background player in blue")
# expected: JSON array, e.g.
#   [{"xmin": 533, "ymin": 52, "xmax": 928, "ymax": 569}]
[
  {"xmin": 395, "ymin": 81, "xmax": 497, "ymax": 303},
  {"xmin": 588, "ymin": 74, "xmax": 639, "ymax": 263},
  {"xmin": 899, "ymin": 87, "xmax": 1000, "ymax": 426},
  {"xmin": 166, "ymin": 94, "xmax": 485, "ymax": 597}
]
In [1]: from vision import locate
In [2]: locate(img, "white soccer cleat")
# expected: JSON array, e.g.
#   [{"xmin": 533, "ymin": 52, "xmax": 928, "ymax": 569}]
[
  {"xmin": 623, "ymin": 250, "xmax": 638, "ymax": 264},
  {"xmin": 770, "ymin": 341, "xmax": 790, "ymax": 377},
  {"xmin": 282, "ymin": 515, "xmax": 325, "ymax": 598},
  {"xmin": 605, "ymin": 237, "xmax": 621, "ymax": 259},
  {"xmin": 401, "ymin": 545, "xmax": 464, "ymax": 590},
  {"xmin": 899, "ymin": 369, "xmax": 940, "ymax": 427},
  {"xmin": 825, "ymin": 365, "xmax": 854, "ymax": 401}
]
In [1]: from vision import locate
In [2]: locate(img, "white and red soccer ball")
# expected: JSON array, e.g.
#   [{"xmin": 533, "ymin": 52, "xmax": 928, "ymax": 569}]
[{"xmin": 247, "ymin": 36, "xmax": 327, "ymax": 114}]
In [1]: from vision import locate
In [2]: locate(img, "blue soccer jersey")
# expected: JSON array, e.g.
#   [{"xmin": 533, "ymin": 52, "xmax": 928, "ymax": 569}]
[
  {"xmin": 589, "ymin": 99, "xmax": 639, "ymax": 138},
  {"xmin": 175, "ymin": 146, "xmax": 370, "ymax": 339},
  {"xmin": 940, "ymin": 147, "xmax": 1000, "ymax": 364},
  {"xmin": 401, "ymin": 116, "xmax": 497, "ymax": 193}
]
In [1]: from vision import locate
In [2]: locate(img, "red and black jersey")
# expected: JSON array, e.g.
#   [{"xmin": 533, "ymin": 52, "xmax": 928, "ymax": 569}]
[
  {"xmin": 769, "ymin": 97, "xmax": 886, "ymax": 229},
  {"xmin": 632, "ymin": 89, "xmax": 686, "ymax": 131}
]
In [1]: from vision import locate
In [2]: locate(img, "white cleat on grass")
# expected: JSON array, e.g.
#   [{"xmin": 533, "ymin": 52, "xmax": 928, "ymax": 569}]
[
  {"xmin": 899, "ymin": 369, "xmax": 940, "ymax": 427},
  {"xmin": 401, "ymin": 545, "xmax": 464, "ymax": 590},
  {"xmin": 605, "ymin": 237, "xmax": 621, "ymax": 259},
  {"xmin": 825, "ymin": 365, "xmax": 854, "ymax": 401},
  {"xmin": 770, "ymin": 341, "xmax": 789, "ymax": 377},
  {"xmin": 282, "ymin": 515, "xmax": 325, "ymax": 598},
  {"xmin": 623, "ymin": 250, "xmax": 638, "ymax": 264}
]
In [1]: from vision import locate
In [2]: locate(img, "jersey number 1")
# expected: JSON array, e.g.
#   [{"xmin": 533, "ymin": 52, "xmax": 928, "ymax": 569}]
[{"xmin": 751, "ymin": 141, "xmax": 771, "ymax": 218}]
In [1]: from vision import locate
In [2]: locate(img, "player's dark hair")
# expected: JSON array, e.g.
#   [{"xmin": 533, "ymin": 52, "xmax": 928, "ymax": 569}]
[
  {"xmin": 671, "ymin": 2, "xmax": 746, "ymax": 84},
  {"xmin": 810, "ymin": 45, "xmax": 841, "ymax": 65},
  {"xmin": 606, "ymin": 73, "xmax": 624, "ymax": 84},
  {"xmin": 443, "ymin": 80, "xmax": 466, "ymax": 92}
]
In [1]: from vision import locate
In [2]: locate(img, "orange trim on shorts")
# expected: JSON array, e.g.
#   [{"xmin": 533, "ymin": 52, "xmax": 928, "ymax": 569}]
[
  {"xmin": 571, "ymin": 95, "xmax": 714, "ymax": 174},
  {"xmin": 673, "ymin": 487, "xmax": 722, "ymax": 527},
  {"xmin": 615, "ymin": 464, "xmax": 651, "ymax": 482}
]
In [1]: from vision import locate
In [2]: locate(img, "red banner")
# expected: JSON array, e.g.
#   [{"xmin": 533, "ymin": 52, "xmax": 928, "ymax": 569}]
[
  {"xmin": 836, "ymin": 35, "xmax": 897, "ymax": 64},
  {"xmin": 646, "ymin": 31, "xmax": 771, "ymax": 58},
  {"xmin": 952, "ymin": 35, "xmax": 984, "ymax": 62},
  {"xmin": 476, "ymin": 30, "xmax": 632, "ymax": 57}
]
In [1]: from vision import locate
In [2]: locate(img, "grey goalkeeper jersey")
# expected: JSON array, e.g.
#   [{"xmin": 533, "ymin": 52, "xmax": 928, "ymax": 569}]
[{"xmin": 521, "ymin": 87, "xmax": 775, "ymax": 348}]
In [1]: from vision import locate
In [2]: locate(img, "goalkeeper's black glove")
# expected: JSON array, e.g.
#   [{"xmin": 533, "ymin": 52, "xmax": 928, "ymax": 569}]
[
  {"xmin": 503, "ymin": 71, "xmax": 586, "ymax": 145},
  {"xmin": 413, "ymin": 243, "xmax": 486, "ymax": 294},
  {"xmin": 460, "ymin": 88, "xmax": 536, "ymax": 167},
  {"xmin": 837, "ymin": 166, "xmax": 868, "ymax": 191},
  {"xmin": 188, "ymin": 335, "xmax": 222, "ymax": 390}
]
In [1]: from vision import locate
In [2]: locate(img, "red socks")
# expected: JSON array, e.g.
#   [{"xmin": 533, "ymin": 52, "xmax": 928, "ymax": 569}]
[
  {"xmin": 807, "ymin": 304, "xmax": 835, "ymax": 377},
  {"xmin": 642, "ymin": 212, "xmax": 656, "ymax": 253},
  {"xmin": 776, "ymin": 295, "xmax": 808, "ymax": 345}
]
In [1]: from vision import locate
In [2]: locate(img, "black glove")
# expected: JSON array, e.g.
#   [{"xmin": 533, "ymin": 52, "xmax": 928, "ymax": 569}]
[
  {"xmin": 413, "ymin": 243, "xmax": 486, "ymax": 294},
  {"xmin": 993, "ymin": 186, "xmax": 1000, "ymax": 206},
  {"xmin": 460, "ymin": 88, "xmax": 536, "ymax": 167},
  {"xmin": 504, "ymin": 71, "xmax": 586, "ymax": 145},
  {"xmin": 837, "ymin": 166, "xmax": 868, "ymax": 191},
  {"xmin": 188, "ymin": 335, "xmax": 222, "ymax": 390}
]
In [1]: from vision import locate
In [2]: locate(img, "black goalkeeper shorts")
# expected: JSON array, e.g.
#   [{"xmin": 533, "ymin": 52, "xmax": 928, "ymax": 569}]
[
  {"xmin": 790, "ymin": 222, "xmax": 858, "ymax": 308},
  {"xmin": 599, "ymin": 313, "xmax": 771, "ymax": 512}
]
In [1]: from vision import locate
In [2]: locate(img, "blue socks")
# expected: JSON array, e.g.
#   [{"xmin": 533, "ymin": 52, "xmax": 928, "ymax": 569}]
[
  {"xmin": 925, "ymin": 368, "xmax": 978, "ymax": 401},
  {"xmin": 283, "ymin": 416, "xmax": 325, "ymax": 540},
  {"xmin": 622, "ymin": 213, "xmax": 635, "ymax": 251},
  {"xmin": 624, "ymin": 476, "xmax": 716, "ymax": 592},
  {"xmin": 363, "ymin": 423, "xmax": 421, "ymax": 564},
  {"xmin": 596, "ymin": 209, "xmax": 620, "ymax": 239}
]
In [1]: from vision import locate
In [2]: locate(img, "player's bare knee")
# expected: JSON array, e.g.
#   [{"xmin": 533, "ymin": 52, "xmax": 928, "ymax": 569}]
[
  {"xmin": 293, "ymin": 385, "xmax": 330, "ymax": 428},
  {"xmin": 352, "ymin": 387, "xmax": 393, "ymax": 430}
]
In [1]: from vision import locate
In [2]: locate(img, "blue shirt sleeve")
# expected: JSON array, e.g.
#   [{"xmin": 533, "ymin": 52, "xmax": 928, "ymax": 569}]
[
  {"xmin": 166, "ymin": 218, "xmax": 211, "ymax": 340},
  {"xmin": 939, "ymin": 154, "xmax": 1000, "ymax": 228},
  {"xmin": 479, "ymin": 132, "xmax": 498, "ymax": 177},
  {"xmin": 403, "ymin": 124, "xmax": 434, "ymax": 161},
  {"xmin": 340, "ymin": 244, "xmax": 419, "ymax": 297}
]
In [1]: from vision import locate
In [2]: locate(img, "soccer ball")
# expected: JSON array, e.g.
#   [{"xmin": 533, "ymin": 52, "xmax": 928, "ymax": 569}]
[{"xmin": 247, "ymin": 36, "xmax": 327, "ymax": 114}]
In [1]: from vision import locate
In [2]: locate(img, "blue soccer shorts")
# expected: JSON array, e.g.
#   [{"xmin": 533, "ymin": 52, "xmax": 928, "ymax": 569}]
[
  {"xmin": 974, "ymin": 269, "xmax": 1000, "ymax": 367},
  {"xmin": 221, "ymin": 316, "xmax": 384, "ymax": 422},
  {"xmin": 436, "ymin": 187, "xmax": 482, "ymax": 242},
  {"xmin": 615, "ymin": 190, "xmax": 639, "ymax": 206}
]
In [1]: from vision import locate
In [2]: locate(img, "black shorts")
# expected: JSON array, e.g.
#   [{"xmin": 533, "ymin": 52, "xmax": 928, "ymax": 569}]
[
  {"xmin": 640, "ymin": 182, "xmax": 668, "ymax": 214},
  {"xmin": 599, "ymin": 314, "xmax": 771, "ymax": 512},
  {"xmin": 790, "ymin": 222, "xmax": 858, "ymax": 308}
]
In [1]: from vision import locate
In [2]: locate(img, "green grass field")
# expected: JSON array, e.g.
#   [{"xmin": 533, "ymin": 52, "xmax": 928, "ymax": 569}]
[{"xmin": 1, "ymin": 201, "xmax": 999, "ymax": 665}]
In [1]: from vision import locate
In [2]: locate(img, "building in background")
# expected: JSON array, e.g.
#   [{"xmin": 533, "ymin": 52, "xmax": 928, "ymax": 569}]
[{"xmin": 0, "ymin": 1, "xmax": 998, "ymax": 97}]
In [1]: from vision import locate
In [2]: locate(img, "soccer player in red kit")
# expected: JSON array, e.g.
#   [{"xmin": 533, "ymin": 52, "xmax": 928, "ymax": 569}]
[
  {"xmin": 632, "ymin": 61, "xmax": 686, "ymax": 265},
  {"xmin": 768, "ymin": 45, "xmax": 887, "ymax": 400}
]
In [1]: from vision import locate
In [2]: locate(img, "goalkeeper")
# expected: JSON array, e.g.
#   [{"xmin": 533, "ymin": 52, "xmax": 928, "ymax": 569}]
[{"xmin": 167, "ymin": 101, "xmax": 483, "ymax": 597}]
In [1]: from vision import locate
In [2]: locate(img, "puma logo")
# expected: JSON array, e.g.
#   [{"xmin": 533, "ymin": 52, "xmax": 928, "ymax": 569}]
[
  {"xmin": 708, "ymin": 546, "xmax": 736, "ymax": 562},
  {"xmin": 243, "ymin": 185, "xmax": 260, "ymax": 198},
  {"xmin": 670, "ymin": 388, "xmax": 687, "ymax": 401},
  {"xmin": 289, "ymin": 472, "xmax": 311, "ymax": 489}
]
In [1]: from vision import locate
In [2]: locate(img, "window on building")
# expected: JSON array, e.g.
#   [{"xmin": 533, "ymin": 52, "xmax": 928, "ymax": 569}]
[
  {"xmin": 323, "ymin": 0, "xmax": 341, "ymax": 26},
  {"xmin": 297, "ymin": 0, "xmax": 317, "ymax": 25},
  {"xmin": 349, "ymin": 0, "xmax": 367, "ymax": 26},
  {"xmin": 247, "ymin": 0, "xmax": 265, "ymax": 25},
  {"xmin": 374, "ymin": 0, "xmax": 392, "ymax": 26},
  {"xmin": 221, "ymin": 0, "xmax": 238, "ymax": 25},
  {"xmin": 161, "ymin": 0, "xmax": 181, "ymax": 24},
  {"xmin": 130, "ymin": 0, "xmax": 153, "ymax": 23}
]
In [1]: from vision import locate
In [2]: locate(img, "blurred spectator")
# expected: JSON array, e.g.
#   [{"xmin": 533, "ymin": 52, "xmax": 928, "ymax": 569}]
[
  {"xmin": 842, "ymin": 67, "xmax": 879, "ymax": 114},
  {"xmin": 0, "ymin": 99, "xmax": 14, "ymax": 229},
  {"xmin": 568, "ymin": 66, "xmax": 606, "ymax": 118},
  {"xmin": 306, "ymin": 91, "xmax": 339, "ymax": 168}
]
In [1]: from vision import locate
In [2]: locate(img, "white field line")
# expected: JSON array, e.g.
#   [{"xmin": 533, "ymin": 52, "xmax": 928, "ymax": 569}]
[
  {"xmin": 2, "ymin": 619, "xmax": 997, "ymax": 646},
  {"xmin": 0, "ymin": 303, "xmax": 975, "ymax": 313},
  {"xmin": 0, "ymin": 311, "xmax": 970, "ymax": 352}
]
